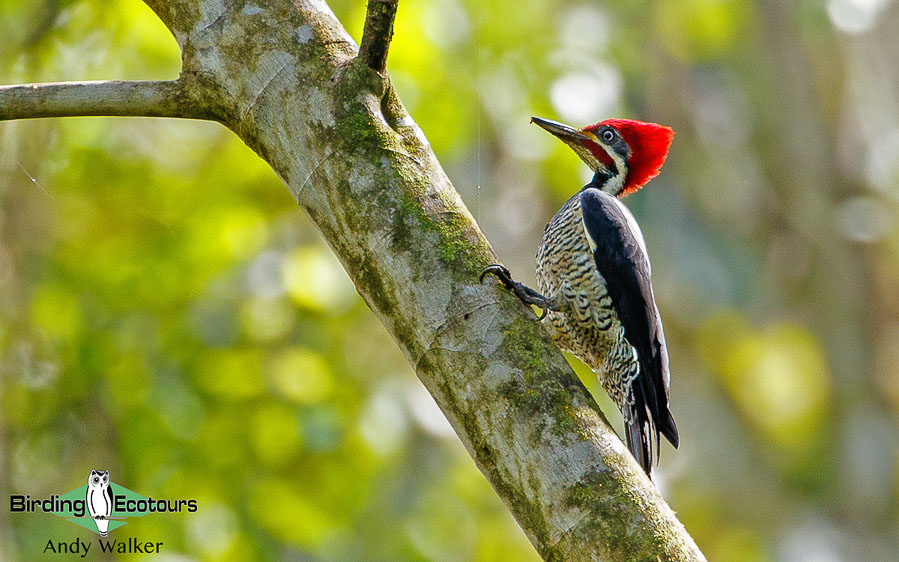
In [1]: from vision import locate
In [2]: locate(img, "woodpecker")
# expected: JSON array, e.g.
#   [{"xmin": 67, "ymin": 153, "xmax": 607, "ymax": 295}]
[{"xmin": 482, "ymin": 116, "xmax": 678, "ymax": 476}]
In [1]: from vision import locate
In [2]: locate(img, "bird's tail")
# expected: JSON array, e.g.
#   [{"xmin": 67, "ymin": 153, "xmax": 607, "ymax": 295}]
[
  {"xmin": 624, "ymin": 369, "xmax": 679, "ymax": 479},
  {"xmin": 659, "ymin": 407, "xmax": 679, "ymax": 449},
  {"xmin": 624, "ymin": 393, "xmax": 653, "ymax": 477}
]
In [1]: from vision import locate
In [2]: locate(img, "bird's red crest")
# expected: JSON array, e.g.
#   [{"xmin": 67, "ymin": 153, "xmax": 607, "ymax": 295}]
[{"xmin": 587, "ymin": 119, "xmax": 674, "ymax": 196}]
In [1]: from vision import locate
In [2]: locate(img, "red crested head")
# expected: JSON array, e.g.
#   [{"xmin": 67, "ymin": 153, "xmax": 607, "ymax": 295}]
[
  {"xmin": 583, "ymin": 119, "xmax": 674, "ymax": 196},
  {"xmin": 532, "ymin": 116, "xmax": 674, "ymax": 197}
]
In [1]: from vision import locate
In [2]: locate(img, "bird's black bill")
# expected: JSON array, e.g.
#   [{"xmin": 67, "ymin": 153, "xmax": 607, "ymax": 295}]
[{"xmin": 530, "ymin": 116, "xmax": 591, "ymax": 144}]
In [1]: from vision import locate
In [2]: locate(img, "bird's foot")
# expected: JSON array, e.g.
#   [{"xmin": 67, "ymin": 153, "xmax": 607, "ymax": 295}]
[{"xmin": 480, "ymin": 264, "xmax": 553, "ymax": 320}]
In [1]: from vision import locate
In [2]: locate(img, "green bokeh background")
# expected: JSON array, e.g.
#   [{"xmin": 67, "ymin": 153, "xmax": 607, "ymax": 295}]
[{"xmin": 1, "ymin": 0, "xmax": 897, "ymax": 559}]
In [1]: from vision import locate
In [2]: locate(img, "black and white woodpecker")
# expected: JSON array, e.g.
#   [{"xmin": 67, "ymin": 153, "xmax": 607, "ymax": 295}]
[{"xmin": 482, "ymin": 116, "xmax": 679, "ymax": 476}]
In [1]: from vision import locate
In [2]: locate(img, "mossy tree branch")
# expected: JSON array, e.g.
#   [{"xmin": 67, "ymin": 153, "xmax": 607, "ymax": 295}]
[
  {"xmin": 0, "ymin": 79, "xmax": 219, "ymax": 121},
  {"xmin": 359, "ymin": 0, "xmax": 399, "ymax": 73},
  {"xmin": 1, "ymin": 0, "xmax": 705, "ymax": 559}
]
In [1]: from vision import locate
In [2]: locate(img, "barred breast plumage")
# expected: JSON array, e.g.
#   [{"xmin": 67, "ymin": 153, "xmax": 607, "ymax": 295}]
[{"xmin": 535, "ymin": 191, "xmax": 637, "ymax": 408}]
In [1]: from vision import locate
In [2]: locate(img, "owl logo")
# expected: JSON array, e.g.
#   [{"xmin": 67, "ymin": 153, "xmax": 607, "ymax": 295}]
[{"xmin": 86, "ymin": 470, "xmax": 113, "ymax": 537}]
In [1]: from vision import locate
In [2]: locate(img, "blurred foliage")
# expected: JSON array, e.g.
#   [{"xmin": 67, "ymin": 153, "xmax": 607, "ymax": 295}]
[{"xmin": 1, "ymin": 0, "xmax": 898, "ymax": 560}]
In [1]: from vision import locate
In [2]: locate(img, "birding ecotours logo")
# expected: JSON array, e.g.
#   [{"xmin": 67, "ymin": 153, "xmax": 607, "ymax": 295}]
[{"xmin": 9, "ymin": 470, "xmax": 198, "ymax": 535}]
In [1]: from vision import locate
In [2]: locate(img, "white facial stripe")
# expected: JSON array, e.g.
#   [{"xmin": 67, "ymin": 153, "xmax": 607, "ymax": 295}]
[
  {"xmin": 601, "ymin": 145, "xmax": 627, "ymax": 196},
  {"xmin": 581, "ymin": 129, "xmax": 629, "ymax": 195}
]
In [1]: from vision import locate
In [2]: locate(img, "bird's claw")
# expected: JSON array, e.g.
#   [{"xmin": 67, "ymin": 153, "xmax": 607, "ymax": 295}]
[
  {"xmin": 480, "ymin": 264, "xmax": 512, "ymax": 286},
  {"xmin": 481, "ymin": 263, "xmax": 551, "ymax": 320}
]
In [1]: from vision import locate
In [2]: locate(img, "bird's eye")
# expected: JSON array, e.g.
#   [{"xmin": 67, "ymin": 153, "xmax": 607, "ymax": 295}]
[
  {"xmin": 93, "ymin": 478, "xmax": 99, "ymax": 484},
  {"xmin": 601, "ymin": 129, "xmax": 616, "ymax": 142}
]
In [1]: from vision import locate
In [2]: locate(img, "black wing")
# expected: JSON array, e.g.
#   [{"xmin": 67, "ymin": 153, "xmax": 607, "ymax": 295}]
[
  {"xmin": 105, "ymin": 483, "xmax": 114, "ymax": 517},
  {"xmin": 580, "ymin": 188, "xmax": 678, "ymax": 473}
]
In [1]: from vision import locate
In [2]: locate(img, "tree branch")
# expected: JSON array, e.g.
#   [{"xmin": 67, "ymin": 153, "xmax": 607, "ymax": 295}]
[
  {"xmin": 0, "ymin": 79, "xmax": 218, "ymax": 122},
  {"xmin": 358, "ymin": 0, "xmax": 399, "ymax": 73}
]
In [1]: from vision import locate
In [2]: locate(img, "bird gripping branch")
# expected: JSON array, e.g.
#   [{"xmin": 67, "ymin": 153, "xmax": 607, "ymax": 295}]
[{"xmin": 482, "ymin": 116, "xmax": 679, "ymax": 477}]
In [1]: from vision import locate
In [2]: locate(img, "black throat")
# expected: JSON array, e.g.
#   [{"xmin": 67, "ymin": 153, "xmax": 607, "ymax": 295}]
[{"xmin": 587, "ymin": 169, "xmax": 614, "ymax": 190}]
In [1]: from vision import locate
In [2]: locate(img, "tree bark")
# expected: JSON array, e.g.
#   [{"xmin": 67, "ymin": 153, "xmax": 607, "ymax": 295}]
[
  {"xmin": 1, "ymin": 1, "xmax": 705, "ymax": 559},
  {"xmin": 0, "ymin": 80, "xmax": 214, "ymax": 120}
]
